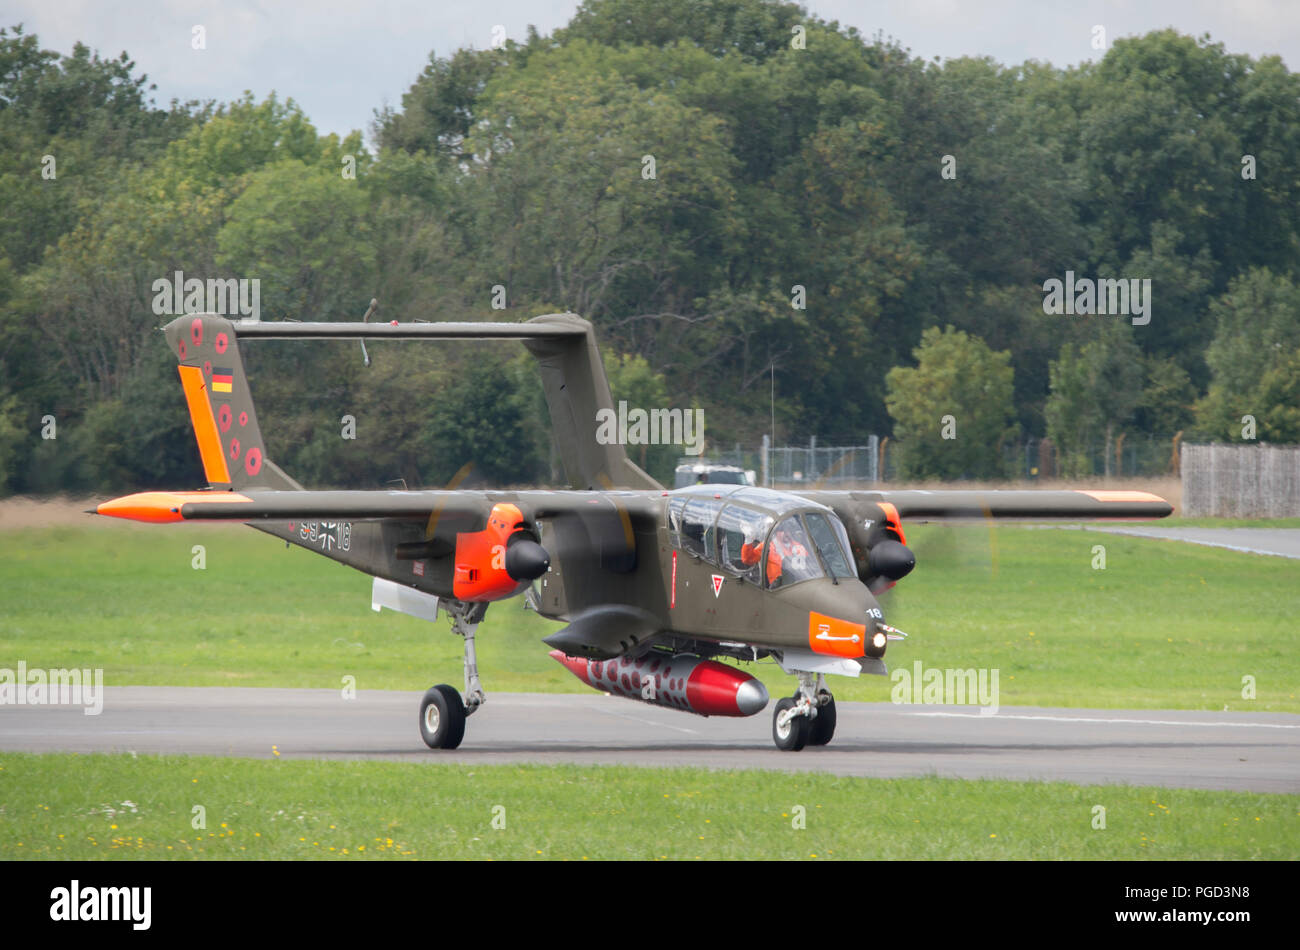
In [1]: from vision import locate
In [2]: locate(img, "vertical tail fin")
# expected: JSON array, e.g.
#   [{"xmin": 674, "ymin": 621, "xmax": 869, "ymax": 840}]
[
  {"xmin": 521, "ymin": 313, "xmax": 662, "ymax": 491},
  {"xmin": 165, "ymin": 313, "xmax": 300, "ymax": 491}
]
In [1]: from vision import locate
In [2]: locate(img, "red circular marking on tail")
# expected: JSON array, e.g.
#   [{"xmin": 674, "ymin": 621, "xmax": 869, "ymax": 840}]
[
  {"xmin": 229, "ymin": 438, "xmax": 241, "ymax": 460},
  {"xmin": 203, "ymin": 360, "xmax": 212, "ymax": 377},
  {"xmin": 217, "ymin": 404, "xmax": 232, "ymax": 432},
  {"xmin": 215, "ymin": 332, "xmax": 228, "ymax": 355},
  {"xmin": 190, "ymin": 319, "xmax": 203, "ymax": 346},
  {"xmin": 238, "ymin": 411, "xmax": 248, "ymax": 427},
  {"xmin": 178, "ymin": 340, "xmax": 187, "ymax": 358},
  {"xmin": 245, "ymin": 447, "xmax": 262, "ymax": 476}
]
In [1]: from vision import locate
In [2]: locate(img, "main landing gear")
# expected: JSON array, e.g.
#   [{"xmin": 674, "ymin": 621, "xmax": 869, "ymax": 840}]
[
  {"xmin": 772, "ymin": 672, "xmax": 836, "ymax": 751},
  {"xmin": 419, "ymin": 601, "xmax": 488, "ymax": 750}
]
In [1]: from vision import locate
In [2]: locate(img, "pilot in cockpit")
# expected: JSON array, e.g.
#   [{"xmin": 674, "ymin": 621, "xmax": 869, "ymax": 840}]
[{"xmin": 740, "ymin": 523, "xmax": 810, "ymax": 588}]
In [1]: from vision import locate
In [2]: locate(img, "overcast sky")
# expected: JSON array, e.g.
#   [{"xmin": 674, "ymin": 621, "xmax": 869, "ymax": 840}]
[{"xmin": 9, "ymin": 1, "xmax": 1298, "ymax": 143}]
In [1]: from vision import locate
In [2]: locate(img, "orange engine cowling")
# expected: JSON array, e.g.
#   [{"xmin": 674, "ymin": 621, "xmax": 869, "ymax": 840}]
[{"xmin": 452, "ymin": 503, "xmax": 547, "ymax": 602}]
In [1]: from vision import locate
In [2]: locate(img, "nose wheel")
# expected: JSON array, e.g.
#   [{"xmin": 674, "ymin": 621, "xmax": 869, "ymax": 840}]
[
  {"xmin": 772, "ymin": 696, "xmax": 811, "ymax": 750},
  {"xmin": 771, "ymin": 672, "xmax": 835, "ymax": 750},
  {"xmin": 808, "ymin": 692, "xmax": 836, "ymax": 746}
]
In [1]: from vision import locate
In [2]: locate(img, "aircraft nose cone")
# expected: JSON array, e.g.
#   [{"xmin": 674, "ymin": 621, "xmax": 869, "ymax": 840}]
[
  {"xmin": 735, "ymin": 678, "xmax": 770, "ymax": 716},
  {"xmin": 505, "ymin": 539, "xmax": 550, "ymax": 581}
]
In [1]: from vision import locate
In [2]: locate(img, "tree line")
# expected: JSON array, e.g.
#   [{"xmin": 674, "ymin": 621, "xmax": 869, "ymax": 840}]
[{"xmin": 1, "ymin": 0, "xmax": 1298, "ymax": 491}]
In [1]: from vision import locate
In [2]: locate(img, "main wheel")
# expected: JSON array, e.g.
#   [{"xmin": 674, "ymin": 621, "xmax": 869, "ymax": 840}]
[
  {"xmin": 772, "ymin": 696, "xmax": 810, "ymax": 751},
  {"xmin": 419, "ymin": 684, "xmax": 466, "ymax": 750},
  {"xmin": 808, "ymin": 694, "xmax": 836, "ymax": 746}
]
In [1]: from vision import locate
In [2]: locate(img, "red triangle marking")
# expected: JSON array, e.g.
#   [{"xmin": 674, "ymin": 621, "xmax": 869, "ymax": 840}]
[{"xmin": 711, "ymin": 574, "xmax": 724, "ymax": 597}]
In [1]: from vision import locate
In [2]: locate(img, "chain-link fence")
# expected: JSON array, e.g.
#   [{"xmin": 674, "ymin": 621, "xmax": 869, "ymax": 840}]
[
  {"xmin": 769, "ymin": 440, "xmax": 879, "ymax": 484},
  {"xmin": 688, "ymin": 433, "xmax": 1185, "ymax": 487},
  {"xmin": 995, "ymin": 434, "xmax": 1182, "ymax": 481}
]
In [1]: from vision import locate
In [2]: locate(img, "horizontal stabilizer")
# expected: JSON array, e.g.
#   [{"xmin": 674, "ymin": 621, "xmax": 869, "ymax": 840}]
[{"xmin": 233, "ymin": 321, "xmax": 586, "ymax": 340}]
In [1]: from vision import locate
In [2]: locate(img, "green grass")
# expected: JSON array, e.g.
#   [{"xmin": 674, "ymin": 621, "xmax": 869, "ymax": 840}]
[
  {"xmin": 1, "ymin": 753, "xmax": 1294, "ymax": 860},
  {"xmin": 880, "ymin": 523, "xmax": 1300, "ymax": 712},
  {"xmin": 1, "ymin": 519, "xmax": 1297, "ymax": 711}
]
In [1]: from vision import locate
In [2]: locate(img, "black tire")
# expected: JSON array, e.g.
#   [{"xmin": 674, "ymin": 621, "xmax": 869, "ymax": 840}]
[
  {"xmin": 808, "ymin": 694, "xmax": 837, "ymax": 746},
  {"xmin": 419, "ymin": 684, "xmax": 466, "ymax": 750},
  {"xmin": 772, "ymin": 696, "xmax": 810, "ymax": 751}
]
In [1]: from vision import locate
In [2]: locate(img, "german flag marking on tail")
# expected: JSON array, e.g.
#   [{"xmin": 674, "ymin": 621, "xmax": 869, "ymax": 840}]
[{"xmin": 211, "ymin": 368, "xmax": 234, "ymax": 393}]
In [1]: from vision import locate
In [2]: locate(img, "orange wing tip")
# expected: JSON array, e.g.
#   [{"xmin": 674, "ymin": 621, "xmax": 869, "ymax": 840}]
[
  {"xmin": 1080, "ymin": 490, "xmax": 1168, "ymax": 503},
  {"xmin": 96, "ymin": 491, "xmax": 252, "ymax": 523}
]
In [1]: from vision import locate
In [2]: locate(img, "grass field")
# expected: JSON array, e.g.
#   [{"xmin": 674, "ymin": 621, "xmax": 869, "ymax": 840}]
[
  {"xmin": 1, "ymin": 518, "xmax": 1296, "ymax": 711},
  {"xmin": 1, "ymin": 753, "xmax": 1295, "ymax": 860}
]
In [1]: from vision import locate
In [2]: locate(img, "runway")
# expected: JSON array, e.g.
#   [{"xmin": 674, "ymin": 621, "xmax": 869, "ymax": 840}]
[
  {"xmin": 2, "ymin": 687, "xmax": 1297, "ymax": 793},
  {"xmin": 1081, "ymin": 525, "xmax": 1300, "ymax": 559}
]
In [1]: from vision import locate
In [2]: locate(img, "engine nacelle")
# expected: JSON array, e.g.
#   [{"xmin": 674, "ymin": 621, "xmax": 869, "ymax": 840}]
[
  {"xmin": 452, "ymin": 502, "xmax": 549, "ymax": 601},
  {"xmin": 836, "ymin": 500, "xmax": 914, "ymax": 592}
]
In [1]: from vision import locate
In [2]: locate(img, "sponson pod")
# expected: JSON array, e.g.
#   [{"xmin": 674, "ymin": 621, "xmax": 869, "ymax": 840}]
[{"xmin": 550, "ymin": 650, "xmax": 769, "ymax": 717}]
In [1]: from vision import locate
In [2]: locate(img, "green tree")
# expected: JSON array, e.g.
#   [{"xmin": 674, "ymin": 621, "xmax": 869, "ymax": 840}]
[
  {"xmin": 216, "ymin": 160, "xmax": 376, "ymax": 321},
  {"xmin": 1045, "ymin": 323, "xmax": 1144, "ymax": 476},
  {"xmin": 0, "ymin": 390, "xmax": 24, "ymax": 491},
  {"xmin": 558, "ymin": 0, "xmax": 807, "ymax": 61},
  {"xmin": 604, "ymin": 350, "xmax": 680, "ymax": 484},
  {"xmin": 422, "ymin": 357, "xmax": 545, "ymax": 487},
  {"xmin": 885, "ymin": 326, "xmax": 1016, "ymax": 479},
  {"xmin": 1135, "ymin": 355, "xmax": 1196, "ymax": 435},
  {"xmin": 1195, "ymin": 268, "xmax": 1300, "ymax": 441}
]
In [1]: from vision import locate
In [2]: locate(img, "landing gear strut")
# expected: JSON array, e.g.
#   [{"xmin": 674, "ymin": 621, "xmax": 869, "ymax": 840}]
[
  {"xmin": 771, "ymin": 672, "xmax": 835, "ymax": 751},
  {"xmin": 418, "ymin": 601, "xmax": 488, "ymax": 750}
]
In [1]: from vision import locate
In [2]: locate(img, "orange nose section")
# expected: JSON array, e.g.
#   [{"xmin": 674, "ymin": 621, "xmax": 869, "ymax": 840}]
[
  {"xmin": 807, "ymin": 610, "xmax": 868, "ymax": 658},
  {"xmin": 95, "ymin": 491, "xmax": 251, "ymax": 523}
]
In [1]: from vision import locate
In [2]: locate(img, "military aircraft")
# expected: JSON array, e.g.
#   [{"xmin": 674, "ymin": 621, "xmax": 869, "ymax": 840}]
[{"xmin": 95, "ymin": 312, "xmax": 1173, "ymax": 750}]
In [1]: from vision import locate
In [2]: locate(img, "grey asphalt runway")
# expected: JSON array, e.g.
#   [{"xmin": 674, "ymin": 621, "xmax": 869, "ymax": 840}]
[
  {"xmin": 1082, "ymin": 525, "xmax": 1300, "ymax": 559},
  {"xmin": 2, "ymin": 687, "xmax": 1297, "ymax": 793}
]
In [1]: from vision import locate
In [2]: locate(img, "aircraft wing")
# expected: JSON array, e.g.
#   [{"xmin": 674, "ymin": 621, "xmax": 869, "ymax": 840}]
[
  {"xmin": 793, "ymin": 489, "xmax": 1173, "ymax": 521},
  {"xmin": 94, "ymin": 489, "xmax": 663, "ymax": 526}
]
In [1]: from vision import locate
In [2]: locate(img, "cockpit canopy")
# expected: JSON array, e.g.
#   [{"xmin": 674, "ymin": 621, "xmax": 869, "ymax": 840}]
[{"xmin": 667, "ymin": 485, "xmax": 856, "ymax": 589}]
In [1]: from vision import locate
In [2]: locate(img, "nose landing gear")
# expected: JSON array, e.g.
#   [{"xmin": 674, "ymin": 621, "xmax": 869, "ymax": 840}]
[{"xmin": 771, "ymin": 672, "xmax": 835, "ymax": 751}]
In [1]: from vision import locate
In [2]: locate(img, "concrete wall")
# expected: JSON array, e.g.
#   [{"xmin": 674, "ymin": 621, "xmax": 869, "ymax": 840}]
[{"xmin": 1181, "ymin": 444, "xmax": 1300, "ymax": 517}]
